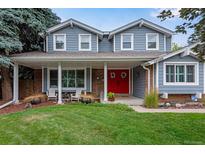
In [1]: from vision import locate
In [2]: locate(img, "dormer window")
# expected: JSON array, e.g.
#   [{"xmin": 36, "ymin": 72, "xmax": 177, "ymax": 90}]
[
  {"xmin": 53, "ymin": 34, "xmax": 66, "ymax": 51},
  {"xmin": 146, "ymin": 33, "xmax": 159, "ymax": 50},
  {"xmin": 121, "ymin": 33, "xmax": 134, "ymax": 50},
  {"xmin": 79, "ymin": 34, "xmax": 91, "ymax": 51}
]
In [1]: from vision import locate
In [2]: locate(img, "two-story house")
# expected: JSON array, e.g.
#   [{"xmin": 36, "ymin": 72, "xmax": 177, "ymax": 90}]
[{"xmin": 10, "ymin": 18, "xmax": 204, "ymax": 103}]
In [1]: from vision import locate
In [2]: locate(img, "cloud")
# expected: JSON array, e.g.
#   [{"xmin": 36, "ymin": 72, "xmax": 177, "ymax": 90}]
[{"xmin": 150, "ymin": 8, "xmax": 180, "ymax": 19}]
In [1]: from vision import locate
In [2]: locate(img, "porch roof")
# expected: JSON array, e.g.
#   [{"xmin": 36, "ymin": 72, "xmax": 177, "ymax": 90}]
[
  {"xmin": 10, "ymin": 51, "xmax": 168, "ymax": 69},
  {"xmin": 10, "ymin": 51, "xmax": 167, "ymax": 60}
]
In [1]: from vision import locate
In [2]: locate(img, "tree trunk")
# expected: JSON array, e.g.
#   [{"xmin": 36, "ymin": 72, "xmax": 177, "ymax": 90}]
[{"xmin": 1, "ymin": 66, "xmax": 12, "ymax": 101}]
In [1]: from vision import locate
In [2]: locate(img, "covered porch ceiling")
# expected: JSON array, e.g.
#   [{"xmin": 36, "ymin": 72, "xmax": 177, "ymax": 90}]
[{"xmin": 10, "ymin": 51, "xmax": 166, "ymax": 69}]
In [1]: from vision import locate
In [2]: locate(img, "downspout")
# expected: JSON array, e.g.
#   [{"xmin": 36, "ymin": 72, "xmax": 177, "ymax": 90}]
[{"xmin": 142, "ymin": 65, "xmax": 150, "ymax": 94}]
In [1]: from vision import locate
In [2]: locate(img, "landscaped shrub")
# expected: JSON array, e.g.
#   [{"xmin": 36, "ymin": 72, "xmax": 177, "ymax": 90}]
[{"xmin": 144, "ymin": 91, "xmax": 159, "ymax": 108}]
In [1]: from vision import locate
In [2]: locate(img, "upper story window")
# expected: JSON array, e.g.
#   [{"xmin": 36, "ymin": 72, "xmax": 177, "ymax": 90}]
[
  {"xmin": 164, "ymin": 63, "xmax": 198, "ymax": 85},
  {"xmin": 121, "ymin": 33, "xmax": 134, "ymax": 50},
  {"xmin": 53, "ymin": 34, "xmax": 66, "ymax": 51},
  {"xmin": 146, "ymin": 33, "xmax": 159, "ymax": 50},
  {"xmin": 79, "ymin": 34, "xmax": 91, "ymax": 51}
]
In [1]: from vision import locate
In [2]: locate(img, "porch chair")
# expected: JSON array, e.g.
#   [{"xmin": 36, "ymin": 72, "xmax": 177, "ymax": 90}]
[
  {"xmin": 46, "ymin": 89, "xmax": 57, "ymax": 101},
  {"xmin": 71, "ymin": 89, "xmax": 82, "ymax": 102}
]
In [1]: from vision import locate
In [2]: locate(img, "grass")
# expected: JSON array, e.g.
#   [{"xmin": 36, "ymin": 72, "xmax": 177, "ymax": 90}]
[{"xmin": 0, "ymin": 103, "xmax": 205, "ymax": 144}]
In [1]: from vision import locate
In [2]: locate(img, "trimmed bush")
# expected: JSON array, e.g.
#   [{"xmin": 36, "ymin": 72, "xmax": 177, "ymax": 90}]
[{"xmin": 144, "ymin": 91, "xmax": 159, "ymax": 108}]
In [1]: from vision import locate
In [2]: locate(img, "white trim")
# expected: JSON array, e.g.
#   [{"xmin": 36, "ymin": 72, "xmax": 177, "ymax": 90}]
[
  {"xmin": 53, "ymin": 34, "xmax": 66, "ymax": 51},
  {"xmin": 90, "ymin": 66, "xmax": 92, "ymax": 92},
  {"xmin": 42, "ymin": 67, "xmax": 44, "ymax": 92},
  {"xmin": 164, "ymin": 35, "xmax": 166, "ymax": 51},
  {"xmin": 46, "ymin": 36, "xmax": 48, "ymax": 52},
  {"xmin": 204, "ymin": 63, "xmax": 205, "ymax": 93},
  {"xmin": 163, "ymin": 62, "xmax": 199, "ymax": 86},
  {"xmin": 47, "ymin": 19, "xmax": 103, "ymax": 36},
  {"xmin": 156, "ymin": 62, "xmax": 159, "ymax": 89},
  {"xmin": 96, "ymin": 35, "xmax": 99, "ymax": 52},
  {"xmin": 78, "ymin": 34, "xmax": 92, "ymax": 51},
  {"xmin": 58, "ymin": 63, "xmax": 62, "ymax": 104},
  {"xmin": 13, "ymin": 64, "xmax": 19, "ymax": 103},
  {"xmin": 120, "ymin": 33, "xmax": 134, "ymax": 51},
  {"xmin": 146, "ymin": 33, "xmax": 159, "ymax": 51},
  {"xmin": 144, "ymin": 43, "xmax": 199, "ymax": 66},
  {"xmin": 153, "ymin": 64, "xmax": 155, "ymax": 89},
  {"xmin": 104, "ymin": 62, "xmax": 108, "ymax": 101},
  {"xmin": 113, "ymin": 35, "xmax": 116, "ymax": 52},
  {"xmin": 109, "ymin": 19, "xmax": 174, "ymax": 39}
]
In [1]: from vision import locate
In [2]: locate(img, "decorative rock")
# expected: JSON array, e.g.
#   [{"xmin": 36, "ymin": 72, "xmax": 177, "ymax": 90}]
[
  {"xmin": 176, "ymin": 103, "xmax": 182, "ymax": 108},
  {"xmin": 24, "ymin": 103, "xmax": 32, "ymax": 109}
]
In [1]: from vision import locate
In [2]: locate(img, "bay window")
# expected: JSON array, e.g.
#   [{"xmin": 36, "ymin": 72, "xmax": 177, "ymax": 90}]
[
  {"xmin": 164, "ymin": 63, "xmax": 197, "ymax": 85},
  {"xmin": 121, "ymin": 33, "xmax": 133, "ymax": 50}
]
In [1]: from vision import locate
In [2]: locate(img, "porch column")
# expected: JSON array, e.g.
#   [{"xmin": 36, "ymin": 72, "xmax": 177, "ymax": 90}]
[
  {"xmin": 13, "ymin": 64, "xmax": 19, "ymax": 103},
  {"xmin": 58, "ymin": 62, "xmax": 62, "ymax": 104},
  {"xmin": 104, "ymin": 62, "xmax": 108, "ymax": 101}
]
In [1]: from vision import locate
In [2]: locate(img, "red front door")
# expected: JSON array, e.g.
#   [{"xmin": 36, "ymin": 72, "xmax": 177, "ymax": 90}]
[{"xmin": 108, "ymin": 69, "xmax": 129, "ymax": 94}]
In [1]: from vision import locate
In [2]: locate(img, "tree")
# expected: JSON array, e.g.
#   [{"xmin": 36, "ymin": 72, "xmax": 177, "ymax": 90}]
[
  {"xmin": 0, "ymin": 8, "xmax": 61, "ymax": 55},
  {"xmin": 0, "ymin": 9, "xmax": 61, "ymax": 101},
  {"xmin": 158, "ymin": 8, "xmax": 205, "ymax": 60},
  {"xmin": 172, "ymin": 43, "xmax": 182, "ymax": 52}
]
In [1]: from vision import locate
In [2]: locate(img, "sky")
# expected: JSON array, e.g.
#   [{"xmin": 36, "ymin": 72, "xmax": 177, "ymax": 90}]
[{"xmin": 52, "ymin": 8, "xmax": 193, "ymax": 47}]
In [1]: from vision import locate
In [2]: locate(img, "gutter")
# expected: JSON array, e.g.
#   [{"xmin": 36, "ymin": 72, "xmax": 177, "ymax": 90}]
[
  {"xmin": 142, "ymin": 64, "xmax": 150, "ymax": 94},
  {"xmin": 0, "ymin": 100, "xmax": 14, "ymax": 110}
]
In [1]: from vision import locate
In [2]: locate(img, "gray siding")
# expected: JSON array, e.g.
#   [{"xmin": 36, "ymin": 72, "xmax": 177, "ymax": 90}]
[
  {"xmin": 114, "ymin": 25, "xmax": 170, "ymax": 52},
  {"xmin": 158, "ymin": 55, "xmax": 204, "ymax": 94},
  {"xmin": 133, "ymin": 66, "xmax": 146, "ymax": 98},
  {"xmin": 99, "ymin": 35, "xmax": 113, "ymax": 52},
  {"xmin": 48, "ymin": 25, "xmax": 97, "ymax": 52},
  {"xmin": 43, "ymin": 68, "xmax": 47, "ymax": 92},
  {"xmin": 166, "ymin": 36, "xmax": 172, "ymax": 51}
]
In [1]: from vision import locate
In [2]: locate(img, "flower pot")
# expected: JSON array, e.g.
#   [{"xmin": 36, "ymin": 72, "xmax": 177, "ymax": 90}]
[{"xmin": 108, "ymin": 97, "xmax": 115, "ymax": 101}]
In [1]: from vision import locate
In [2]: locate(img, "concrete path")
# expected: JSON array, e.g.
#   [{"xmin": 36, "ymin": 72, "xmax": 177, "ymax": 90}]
[{"xmin": 130, "ymin": 105, "xmax": 205, "ymax": 113}]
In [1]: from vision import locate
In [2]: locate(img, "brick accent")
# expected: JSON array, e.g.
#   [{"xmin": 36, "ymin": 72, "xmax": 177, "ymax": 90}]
[
  {"xmin": 33, "ymin": 69, "xmax": 42, "ymax": 94},
  {"xmin": 159, "ymin": 94, "xmax": 192, "ymax": 103},
  {"xmin": 92, "ymin": 69, "xmax": 104, "ymax": 97}
]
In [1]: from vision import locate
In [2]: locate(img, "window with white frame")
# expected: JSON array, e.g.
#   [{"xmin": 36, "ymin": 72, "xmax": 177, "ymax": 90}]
[
  {"xmin": 79, "ymin": 34, "xmax": 91, "ymax": 50},
  {"xmin": 121, "ymin": 34, "xmax": 133, "ymax": 50},
  {"xmin": 54, "ymin": 34, "xmax": 66, "ymax": 50},
  {"xmin": 62, "ymin": 69, "xmax": 85, "ymax": 88},
  {"xmin": 146, "ymin": 33, "xmax": 159, "ymax": 50},
  {"xmin": 165, "ymin": 63, "xmax": 197, "ymax": 85}
]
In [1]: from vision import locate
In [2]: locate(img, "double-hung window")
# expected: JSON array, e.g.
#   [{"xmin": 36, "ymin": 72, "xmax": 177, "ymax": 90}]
[
  {"xmin": 121, "ymin": 33, "xmax": 133, "ymax": 50},
  {"xmin": 165, "ymin": 63, "xmax": 197, "ymax": 85},
  {"xmin": 146, "ymin": 33, "xmax": 159, "ymax": 50},
  {"xmin": 53, "ymin": 34, "xmax": 66, "ymax": 51},
  {"xmin": 79, "ymin": 34, "xmax": 91, "ymax": 51}
]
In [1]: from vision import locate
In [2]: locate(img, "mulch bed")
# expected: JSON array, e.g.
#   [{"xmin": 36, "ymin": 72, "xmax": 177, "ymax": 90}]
[{"xmin": 0, "ymin": 101, "xmax": 56, "ymax": 115}]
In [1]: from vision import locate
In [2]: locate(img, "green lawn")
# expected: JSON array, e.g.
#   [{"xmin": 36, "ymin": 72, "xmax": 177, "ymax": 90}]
[{"xmin": 0, "ymin": 103, "xmax": 205, "ymax": 144}]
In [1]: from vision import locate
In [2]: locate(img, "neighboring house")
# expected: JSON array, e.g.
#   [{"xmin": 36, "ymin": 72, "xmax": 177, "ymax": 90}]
[{"xmin": 10, "ymin": 18, "xmax": 204, "ymax": 103}]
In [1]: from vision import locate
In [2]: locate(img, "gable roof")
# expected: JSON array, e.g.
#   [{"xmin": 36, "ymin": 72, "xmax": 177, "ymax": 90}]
[
  {"xmin": 46, "ymin": 18, "xmax": 104, "ymax": 37},
  {"xmin": 108, "ymin": 18, "xmax": 175, "ymax": 39},
  {"xmin": 143, "ymin": 43, "xmax": 200, "ymax": 66}
]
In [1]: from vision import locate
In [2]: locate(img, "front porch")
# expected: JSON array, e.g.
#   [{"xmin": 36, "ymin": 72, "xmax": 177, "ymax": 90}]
[{"xmin": 10, "ymin": 52, "xmax": 155, "ymax": 105}]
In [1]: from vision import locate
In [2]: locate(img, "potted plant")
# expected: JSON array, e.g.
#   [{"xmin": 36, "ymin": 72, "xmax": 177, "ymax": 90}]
[{"xmin": 107, "ymin": 92, "xmax": 115, "ymax": 101}]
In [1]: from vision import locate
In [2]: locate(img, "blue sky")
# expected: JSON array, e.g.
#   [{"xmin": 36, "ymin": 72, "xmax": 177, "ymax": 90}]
[{"xmin": 52, "ymin": 8, "xmax": 193, "ymax": 47}]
